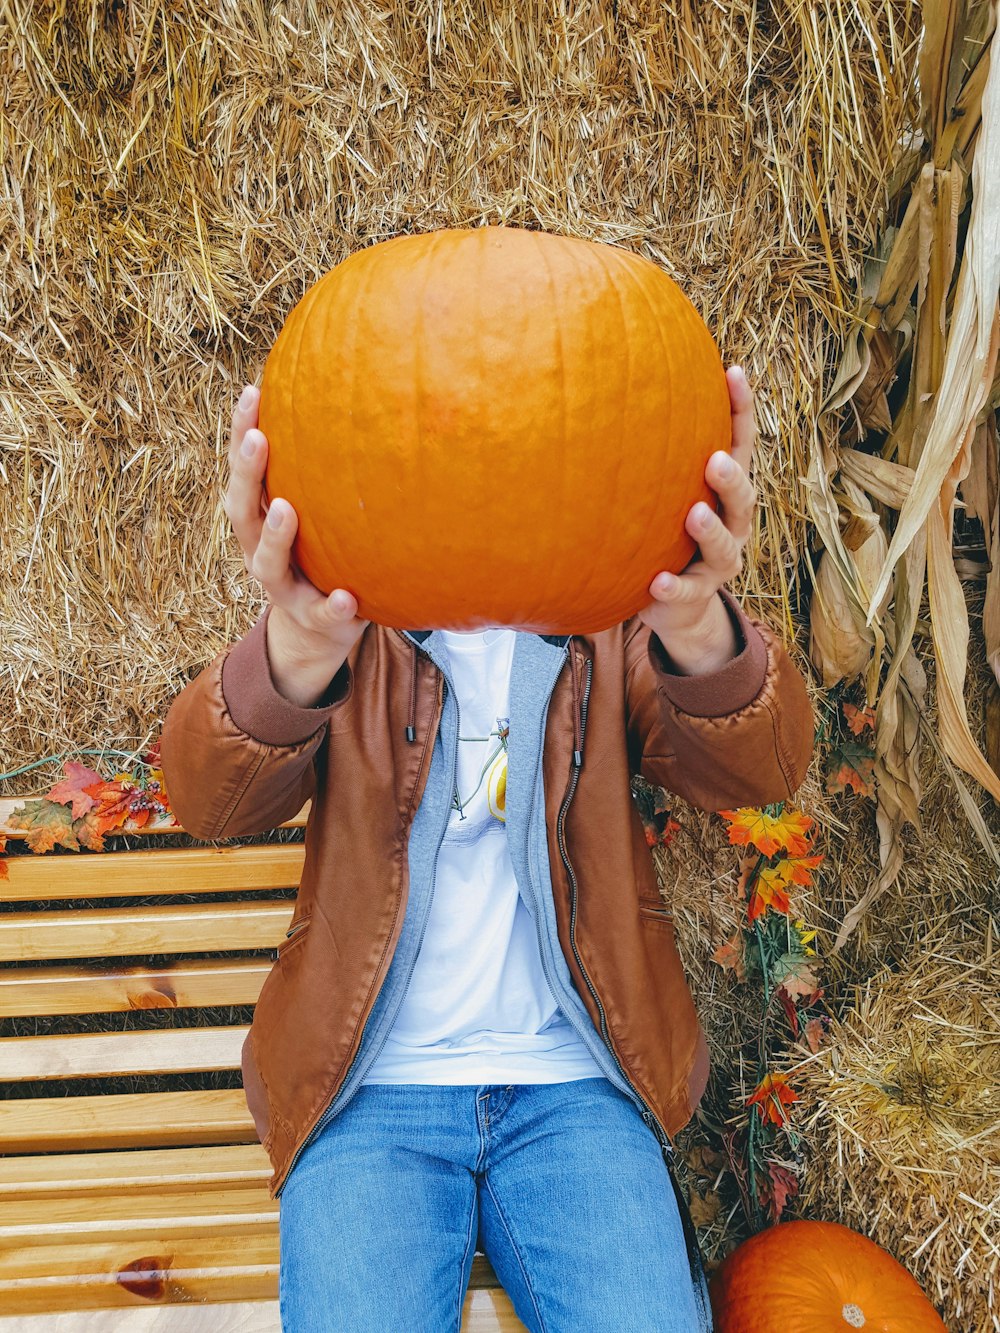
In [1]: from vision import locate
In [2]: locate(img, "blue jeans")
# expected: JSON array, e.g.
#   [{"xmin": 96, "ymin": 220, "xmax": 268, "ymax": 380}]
[{"xmin": 278, "ymin": 1078, "xmax": 710, "ymax": 1331}]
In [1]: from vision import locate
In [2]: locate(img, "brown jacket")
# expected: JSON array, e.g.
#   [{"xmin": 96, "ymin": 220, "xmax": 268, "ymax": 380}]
[{"xmin": 161, "ymin": 591, "xmax": 813, "ymax": 1199}]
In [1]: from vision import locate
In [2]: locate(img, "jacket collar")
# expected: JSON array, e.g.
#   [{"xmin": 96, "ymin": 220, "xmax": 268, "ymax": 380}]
[{"xmin": 403, "ymin": 628, "xmax": 571, "ymax": 648}]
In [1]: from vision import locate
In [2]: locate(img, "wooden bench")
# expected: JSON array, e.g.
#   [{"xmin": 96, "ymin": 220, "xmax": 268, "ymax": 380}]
[{"xmin": 0, "ymin": 797, "xmax": 524, "ymax": 1330}]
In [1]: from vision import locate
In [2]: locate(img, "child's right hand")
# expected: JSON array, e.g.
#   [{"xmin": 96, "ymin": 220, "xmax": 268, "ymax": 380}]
[{"xmin": 225, "ymin": 385, "xmax": 370, "ymax": 704}]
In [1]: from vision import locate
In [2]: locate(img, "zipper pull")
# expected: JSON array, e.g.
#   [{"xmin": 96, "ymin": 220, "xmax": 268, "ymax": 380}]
[{"xmin": 642, "ymin": 1108, "xmax": 674, "ymax": 1154}]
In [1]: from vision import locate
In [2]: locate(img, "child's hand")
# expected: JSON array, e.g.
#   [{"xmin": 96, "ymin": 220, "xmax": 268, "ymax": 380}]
[
  {"xmin": 225, "ymin": 385, "xmax": 369, "ymax": 700},
  {"xmin": 635, "ymin": 366, "xmax": 756, "ymax": 675}
]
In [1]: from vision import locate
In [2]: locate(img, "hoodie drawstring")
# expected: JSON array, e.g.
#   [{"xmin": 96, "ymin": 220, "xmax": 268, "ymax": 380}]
[{"xmin": 404, "ymin": 634, "xmax": 587, "ymax": 767}]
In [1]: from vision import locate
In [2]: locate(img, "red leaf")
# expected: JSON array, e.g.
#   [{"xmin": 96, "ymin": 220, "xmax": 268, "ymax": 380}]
[
  {"xmin": 83, "ymin": 780, "xmax": 137, "ymax": 837},
  {"xmin": 759, "ymin": 1162, "xmax": 799, "ymax": 1223},
  {"xmin": 46, "ymin": 762, "xmax": 105, "ymax": 819},
  {"xmin": 777, "ymin": 987, "xmax": 800, "ymax": 1036}
]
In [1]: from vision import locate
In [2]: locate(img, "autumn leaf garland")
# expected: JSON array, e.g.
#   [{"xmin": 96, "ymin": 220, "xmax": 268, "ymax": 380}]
[
  {"xmin": 710, "ymin": 800, "xmax": 828, "ymax": 1228},
  {"xmin": 0, "ymin": 743, "xmax": 176, "ymax": 875}
]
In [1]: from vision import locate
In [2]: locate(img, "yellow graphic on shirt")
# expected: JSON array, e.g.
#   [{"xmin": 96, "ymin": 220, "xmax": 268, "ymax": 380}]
[
  {"xmin": 486, "ymin": 750, "xmax": 507, "ymax": 823},
  {"xmin": 453, "ymin": 718, "xmax": 509, "ymax": 826}
]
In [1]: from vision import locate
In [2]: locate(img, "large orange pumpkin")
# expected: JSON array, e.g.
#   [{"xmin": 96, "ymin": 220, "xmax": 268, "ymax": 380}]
[
  {"xmin": 709, "ymin": 1219, "xmax": 948, "ymax": 1332},
  {"xmin": 259, "ymin": 224, "xmax": 730, "ymax": 633}
]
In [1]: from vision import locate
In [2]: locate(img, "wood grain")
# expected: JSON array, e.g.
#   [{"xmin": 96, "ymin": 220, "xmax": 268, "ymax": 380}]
[
  {"xmin": 0, "ymin": 1144, "xmax": 271, "ymax": 1195},
  {"xmin": 0, "ymin": 1291, "xmax": 527, "ymax": 1331},
  {"xmin": 4, "ymin": 1025, "xmax": 249, "ymax": 1081},
  {"xmin": 0, "ymin": 1089, "xmax": 257, "ymax": 1153},
  {"xmin": 0, "ymin": 957, "xmax": 270, "ymax": 1018},
  {"xmin": 0, "ymin": 901, "xmax": 293, "ymax": 963},
  {"xmin": 1, "ymin": 844, "xmax": 305, "ymax": 902}
]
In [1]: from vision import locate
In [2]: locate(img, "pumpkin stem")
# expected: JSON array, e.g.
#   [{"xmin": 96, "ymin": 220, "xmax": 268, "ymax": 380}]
[{"xmin": 841, "ymin": 1303, "xmax": 866, "ymax": 1327}]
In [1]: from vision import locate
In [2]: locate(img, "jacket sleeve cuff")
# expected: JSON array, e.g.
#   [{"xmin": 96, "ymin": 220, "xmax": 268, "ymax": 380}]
[
  {"xmin": 220, "ymin": 605, "xmax": 353, "ymax": 746},
  {"xmin": 648, "ymin": 589, "xmax": 768, "ymax": 718}
]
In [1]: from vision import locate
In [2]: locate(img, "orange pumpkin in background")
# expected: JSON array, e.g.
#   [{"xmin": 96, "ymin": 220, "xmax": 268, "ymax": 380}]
[
  {"xmin": 709, "ymin": 1219, "xmax": 949, "ymax": 1332},
  {"xmin": 259, "ymin": 224, "xmax": 731, "ymax": 633}
]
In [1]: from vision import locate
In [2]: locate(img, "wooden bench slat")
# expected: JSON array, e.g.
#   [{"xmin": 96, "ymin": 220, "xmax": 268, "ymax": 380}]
[
  {"xmin": 0, "ymin": 958, "xmax": 270, "ymax": 1018},
  {"xmin": 3, "ymin": 1210, "xmax": 278, "ymax": 1247},
  {"xmin": 0, "ymin": 1144, "xmax": 270, "ymax": 1195},
  {"xmin": 3, "ymin": 1026, "xmax": 249, "ymax": 1082},
  {"xmin": 1, "ymin": 845, "xmax": 305, "ymax": 902},
  {"xmin": 5, "ymin": 1177, "xmax": 274, "ymax": 1228},
  {"xmin": 0, "ymin": 1301, "xmax": 284, "ymax": 1331},
  {"xmin": 2, "ymin": 1230, "xmax": 278, "ymax": 1278},
  {"xmin": 0, "ymin": 1295, "xmax": 526, "ymax": 1332},
  {"xmin": 0, "ymin": 902, "xmax": 293, "ymax": 963},
  {"xmin": 0, "ymin": 1090, "xmax": 256, "ymax": 1153},
  {"xmin": 0, "ymin": 1231, "xmax": 278, "ymax": 1310},
  {"xmin": 0, "ymin": 1245, "xmax": 507, "ymax": 1302}
]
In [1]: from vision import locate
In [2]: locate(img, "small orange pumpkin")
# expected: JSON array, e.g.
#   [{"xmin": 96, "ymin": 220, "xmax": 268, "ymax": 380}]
[
  {"xmin": 709, "ymin": 1219, "xmax": 948, "ymax": 1332},
  {"xmin": 259, "ymin": 224, "xmax": 730, "ymax": 633}
]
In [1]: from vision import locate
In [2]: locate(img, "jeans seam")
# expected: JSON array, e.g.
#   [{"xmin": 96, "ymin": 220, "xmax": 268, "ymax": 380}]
[
  {"xmin": 483, "ymin": 1172, "xmax": 548, "ymax": 1333},
  {"xmin": 454, "ymin": 1188, "xmax": 479, "ymax": 1333}
]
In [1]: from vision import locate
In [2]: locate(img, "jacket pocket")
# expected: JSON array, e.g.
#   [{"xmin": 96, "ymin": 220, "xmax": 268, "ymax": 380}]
[
  {"xmin": 277, "ymin": 913, "xmax": 313, "ymax": 958},
  {"xmin": 639, "ymin": 903, "xmax": 675, "ymax": 925}
]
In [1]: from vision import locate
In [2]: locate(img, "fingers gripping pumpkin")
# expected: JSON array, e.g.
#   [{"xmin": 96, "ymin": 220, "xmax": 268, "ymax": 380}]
[{"xmin": 259, "ymin": 225, "xmax": 731, "ymax": 633}]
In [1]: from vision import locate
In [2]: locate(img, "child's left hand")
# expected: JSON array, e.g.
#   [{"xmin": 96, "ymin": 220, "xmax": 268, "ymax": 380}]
[{"xmin": 635, "ymin": 365, "xmax": 757, "ymax": 675}]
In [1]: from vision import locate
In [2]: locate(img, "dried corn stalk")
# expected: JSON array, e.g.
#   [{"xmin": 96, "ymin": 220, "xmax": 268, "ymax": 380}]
[{"xmin": 806, "ymin": 0, "xmax": 1000, "ymax": 950}]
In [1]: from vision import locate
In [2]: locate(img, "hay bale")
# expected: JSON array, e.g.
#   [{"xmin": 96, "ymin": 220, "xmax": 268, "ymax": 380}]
[
  {"xmin": 0, "ymin": 0, "xmax": 920, "ymax": 792},
  {"xmin": 785, "ymin": 914, "xmax": 1000, "ymax": 1332}
]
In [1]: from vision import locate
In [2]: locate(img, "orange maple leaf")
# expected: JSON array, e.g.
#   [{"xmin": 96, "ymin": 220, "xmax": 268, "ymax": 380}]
[
  {"xmin": 748, "ymin": 864, "xmax": 792, "ymax": 921},
  {"xmin": 773, "ymin": 852, "xmax": 825, "ymax": 887},
  {"xmin": 7, "ymin": 800, "xmax": 81, "ymax": 853},
  {"xmin": 0, "ymin": 833, "xmax": 7, "ymax": 881},
  {"xmin": 718, "ymin": 808, "xmax": 815, "ymax": 858},
  {"xmin": 842, "ymin": 701, "xmax": 876, "ymax": 735},
  {"xmin": 711, "ymin": 931, "xmax": 747, "ymax": 981},
  {"xmin": 82, "ymin": 779, "xmax": 138, "ymax": 837},
  {"xmin": 46, "ymin": 761, "xmax": 105, "ymax": 819},
  {"xmin": 746, "ymin": 1072, "xmax": 798, "ymax": 1126}
]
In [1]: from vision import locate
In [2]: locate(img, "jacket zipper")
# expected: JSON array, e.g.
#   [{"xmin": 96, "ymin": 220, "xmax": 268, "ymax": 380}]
[
  {"xmin": 556, "ymin": 654, "xmax": 673, "ymax": 1157},
  {"xmin": 273, "ymin": 654, "xmax": 457, "ymax": 1197}
]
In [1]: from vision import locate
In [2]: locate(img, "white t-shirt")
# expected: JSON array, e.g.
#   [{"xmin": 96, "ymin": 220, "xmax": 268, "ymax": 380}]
[{"xmin": 364, "ymin": 627, "xmax": 604, "ymax": 1084}]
